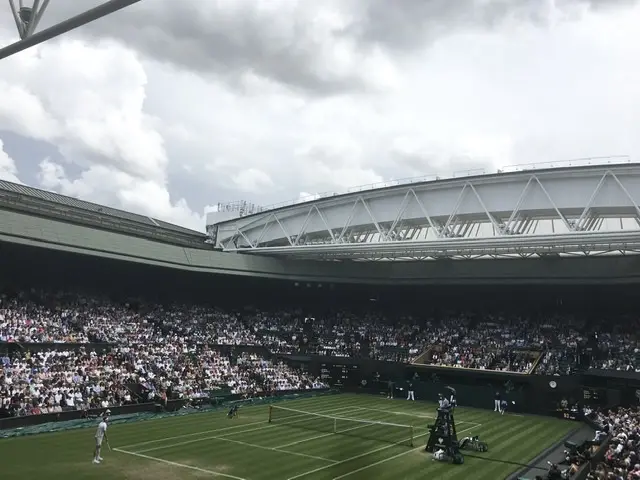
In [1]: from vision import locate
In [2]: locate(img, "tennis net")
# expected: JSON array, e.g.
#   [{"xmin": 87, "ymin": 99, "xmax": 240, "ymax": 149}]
[{"xmin": 268, "ymin": 405, "xmax": 414, "ymax": 447}]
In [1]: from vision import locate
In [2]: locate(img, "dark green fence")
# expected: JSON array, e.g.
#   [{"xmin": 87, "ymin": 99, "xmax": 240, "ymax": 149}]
[{"xmin": 282, "ymin": 354, "xmax": 640, "ymax": 415}]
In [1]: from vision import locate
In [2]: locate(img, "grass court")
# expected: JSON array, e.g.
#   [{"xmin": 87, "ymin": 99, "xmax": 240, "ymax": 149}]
[{"xmin": 1, "ymin": 393, "xmax": 576, "ymax": 479}]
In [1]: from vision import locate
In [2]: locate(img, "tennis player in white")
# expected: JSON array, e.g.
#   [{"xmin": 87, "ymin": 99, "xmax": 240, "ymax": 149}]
[{"xmin": 93, "ymin": 416, "xmax": 109, "ymax": 464}]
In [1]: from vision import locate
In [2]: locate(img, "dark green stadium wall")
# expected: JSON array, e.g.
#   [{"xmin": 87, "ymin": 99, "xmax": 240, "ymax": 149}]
[
  {"xmin": 3, "ymin": 208, "xmax": 640, "ymax": 285},
  {"xmin": 2, "ymin": 240, "xmax": 640, "ymax": 310},
  {"xmin": 289, "ymin": 355, "xmax": 640, "ymax": 415}
]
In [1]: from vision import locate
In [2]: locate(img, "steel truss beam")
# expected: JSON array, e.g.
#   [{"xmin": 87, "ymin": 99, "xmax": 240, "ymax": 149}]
[
  {"xmin": 232, "ymin": 231, "xmax": 640, "ymax": 261},
  {"xmin": 212, "ymin": 166, "xmax": 640, "ymax": 260},
  {"xmin": 1, "ymin": 0, "xmax": 141, "ymax": 61}
]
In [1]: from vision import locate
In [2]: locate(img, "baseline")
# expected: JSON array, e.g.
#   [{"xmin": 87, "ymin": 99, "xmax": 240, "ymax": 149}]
[{"xmin": 113, "ymin": 448, "xmax": 247, "ymax": 479}]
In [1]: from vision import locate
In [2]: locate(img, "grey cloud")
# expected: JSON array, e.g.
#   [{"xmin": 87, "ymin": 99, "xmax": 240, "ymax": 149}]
[
  {"xmin": 389, "ymin": 148, "xmax": 496, "ymax": 180},
  {"xmin": 6, "ymin": 0, "xmax": 636, "ymax": 96},
  {"xmin": 345, "ymin": 0, "xmax": 639, "ymax": 51},
  {"xmin": 24, "ymin": 1, "xmax": 367, "ymax": 96}
]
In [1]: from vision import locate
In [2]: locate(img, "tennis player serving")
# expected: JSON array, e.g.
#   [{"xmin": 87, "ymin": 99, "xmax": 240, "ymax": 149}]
[{"xmin": 93, "ymin": 415, "xmax": 110, "ymax": 464}]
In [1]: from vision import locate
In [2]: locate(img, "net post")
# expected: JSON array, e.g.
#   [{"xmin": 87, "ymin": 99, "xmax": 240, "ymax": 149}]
[
  {"xmin": 333, "ymin": 417, "xmax": 337, "ymax": 434},
  {"xmin": 268, "ymin": 405, "xmax": 273, "ymax": 423},
  {"xmin": 410, "ymin": 425, "xmax": 414, "ymax": 447}
]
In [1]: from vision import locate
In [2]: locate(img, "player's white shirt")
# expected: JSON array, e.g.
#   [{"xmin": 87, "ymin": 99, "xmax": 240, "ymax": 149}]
[{"xmin": 95, "ymin": 421, "xmax": 107, "ymax": 440}]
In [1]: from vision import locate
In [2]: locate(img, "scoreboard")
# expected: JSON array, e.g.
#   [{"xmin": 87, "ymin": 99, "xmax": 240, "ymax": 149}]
[
  {"xmin": 582, "ymin": 387, "xmax": 605, "ymax": 405},
  {"xmin": 320, "ymin": 363, "xmax": 360, "ymax": 386},
  {"xmin": 553, "ymin": 387, "xmax": 607, "ymax": 420}
]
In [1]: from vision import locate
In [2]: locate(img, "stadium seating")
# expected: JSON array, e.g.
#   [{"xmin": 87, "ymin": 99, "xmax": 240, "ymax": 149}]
[
  {"xmin": 1, "ymin": 289, "xmax": 639, "ymax": 417},
  {"xmin": 588, "ymin": 406, "xmax": 640, "ymax": 479}
]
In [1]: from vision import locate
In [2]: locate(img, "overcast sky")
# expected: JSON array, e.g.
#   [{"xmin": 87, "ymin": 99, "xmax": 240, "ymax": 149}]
[{"xmin": 0, "ymin": 0, "xmax": 639, "ymax": 231}]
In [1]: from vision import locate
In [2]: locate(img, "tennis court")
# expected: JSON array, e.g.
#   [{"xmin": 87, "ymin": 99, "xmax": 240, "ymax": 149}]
[{"xmin": 1, "ymin": 393, "xmax": 576, "ymax": 479}]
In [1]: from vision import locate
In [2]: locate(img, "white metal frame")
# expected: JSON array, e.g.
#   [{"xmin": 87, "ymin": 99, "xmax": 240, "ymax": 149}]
[
  {"xmin": 235, "ymin": 231, "xmax": 640, "ymax": 261},
  {"xmin": 1, "ymin": 0, "xmax": 141, "ymax": 61},
  {"xmin": 8, "ymin": 0, "xmax": 49, "ymax": 39},
  {"xmin": 214, "ymin": 168, "xmax": 640, "ymax": 261}
]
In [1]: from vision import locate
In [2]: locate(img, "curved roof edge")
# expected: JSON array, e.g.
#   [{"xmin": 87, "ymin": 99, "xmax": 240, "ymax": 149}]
[
  {"xmin": 0, "ymin": 179, "xmax": 206, "ymax": 239},
  {"xmin": 225, "ymin": 161, "xmax": 639, "ymax": 225},
  {"xmin": 2, "ymin": 208, "xmax": 640, "ymax": 286}
]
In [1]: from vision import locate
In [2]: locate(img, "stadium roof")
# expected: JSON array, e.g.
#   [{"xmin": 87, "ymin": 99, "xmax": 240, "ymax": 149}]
[{"xmin": 0, "ymin": 180, "xmax": 207, "ymax": 244}]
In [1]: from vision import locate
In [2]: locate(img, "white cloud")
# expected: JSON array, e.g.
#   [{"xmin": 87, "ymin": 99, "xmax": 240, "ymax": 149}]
[
  {"xmin": 0, "ymin": 39, "xmax": 166, "ymax": 180},
  {"xmin": 1, "ymin": 0, "xmax": 639, "ymax": 231},
  {"xmin": 38, "ymin": 158, "xmax": 209, "ymax": 231},
  {"xmin": 0, "ymin": 36, "xmax": 208, "ymax": 230},
  {"xmin": 231, "ymin": 168, "xmax": 274, "ymax": 193},
  {"xmin": 0, "ymin": 139, "xmax": 22, "ymax": 184},
  {"xmin": 297, "ymin": 192, "xmax": 323, "ymax": 203}
]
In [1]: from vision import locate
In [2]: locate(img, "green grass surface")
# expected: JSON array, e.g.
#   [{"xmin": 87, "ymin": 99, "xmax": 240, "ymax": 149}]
[{"xmin": 1, "ymin": 393, "xmax": 576, "ymax": 480}]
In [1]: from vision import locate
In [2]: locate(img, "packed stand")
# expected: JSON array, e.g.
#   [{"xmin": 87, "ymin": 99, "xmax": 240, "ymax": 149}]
[
  {"xmin": 249, "ymin": 309, "xmax": 428, "ymax": 361},
  {"xmin": 3, "ymin": 289, "xmax": 640, "ymax": 421},
  {"xmin": 0, "ymin": 293, "xmax": 325, "ymax": 418},
  {"xmin": 586, "ymin": 406, "xmax": 640, "ymax": 480},
  {"xmin": 251, "ymin": 311, "xmax": 587, "ymax": 373},
  {"xmin": 588, "ymin": 317, "xmax": 640, "ymax": 373},
  {"xmin": 0, "ymin": 293, "xmax": 90, "ymax": 343}
]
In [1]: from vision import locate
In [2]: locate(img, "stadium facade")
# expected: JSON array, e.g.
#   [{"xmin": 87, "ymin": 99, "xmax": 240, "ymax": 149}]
[
  {"xmin": 208, "ymin": 163, "xmax": 640, "ymax": 261},
  {"xmin": 2, "ymin": 164, "xmax": 640, "ymax": 286}
]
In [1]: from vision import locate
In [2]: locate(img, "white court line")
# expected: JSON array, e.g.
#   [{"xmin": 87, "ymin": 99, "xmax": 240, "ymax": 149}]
[
  {"xmin": 358, "ymin": 407, "xmax": 483, "ymax": 426},
  {"xmin": 286, "ymin": 432, "xmax": 428, "ymax": 480},
  {"xmin": 208, "ymin": 435, "xmax": 337, "ymax": 463},
  {"xmin": 126, "ymin": 432, "xmax": 337, "ymax": 464},
  {"xmin": 331, "ymin": 424, "xmax": 480, "ymax": 480},
  {"xmin": 135, "ymin": 406, "xmax": 366, "ymax": 454},
  {"xmin": 288, "ymin": 423, "xmax": 481, "ymax": 480},
  {"xmin": 135, "ymin": 429, "xmax": 337, "ymax": 463},
  {"xmin": 113, "ymin": 448, "xmax": 247, "ymax": 479},
  {"xmin": 357, "ymin": 407, "xmax": 435, "ymax": 419},
  {"xmin": 118, "ymin": 419, "xmax": 267, "ymax": 450},
  {"xmin": 275, "ymin": 407, "xmax": 428, "ymax": 450},
  {"xmin": 119, "ymin": 404, "xmax": 361, "ymax": 450},
  {"xmin": 275, "ymin": 422, "xmax": 374, "ymax": 449}
]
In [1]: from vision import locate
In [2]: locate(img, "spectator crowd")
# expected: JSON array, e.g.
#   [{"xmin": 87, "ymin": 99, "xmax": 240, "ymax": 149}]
[
  {"xmin": 587, "ymin": 406, "xmax": 640, "ymax": 480},
  {"xmin": 0, "ymin": 292, "xmax": 324, "ymax": 418},
  {"xmin": 1, "ymin": 290, "xmax": 639, "ymax": 417}
]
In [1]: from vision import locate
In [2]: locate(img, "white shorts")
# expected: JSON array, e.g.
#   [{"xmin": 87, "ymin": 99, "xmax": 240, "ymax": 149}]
[{"xmin": 96, "ymin": 437, "xmax": 103, "ymax": 447}]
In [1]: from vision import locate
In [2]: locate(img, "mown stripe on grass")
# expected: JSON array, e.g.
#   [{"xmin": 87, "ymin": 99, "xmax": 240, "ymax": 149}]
[
  {"xmin": 0, "ymin": 393, "xmax": 578, "ymax": 480},
  {"xmin": 113, "ymin": 447, "xmax": 247, "ymax": 479}
]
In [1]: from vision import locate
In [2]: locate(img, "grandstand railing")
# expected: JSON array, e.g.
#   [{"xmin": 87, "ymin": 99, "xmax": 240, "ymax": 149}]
[
  {"xmin": 411, "ymin": 345, "xmax": 540, "ymax": 374},
  {"xmin": 250, "ymin": 156, "xmax": 633, "ymax": 213},
  {"xmin": 573, "ymin": 434, "xmax": 612, "ymax": 480},
  {"xmin": 0, "ymin": 341, "xmax": 116, "ymax": 355},
  {"xmin": 0, "ymin": 388, "xmax": 332, "ymax": 432},
  {"xmin": 528, "ymin": 351, "xmax": 544, "ymax": 374},
  {"xmin": 411, "ymin": 345, "xmax": 433, "ymax": 365}
]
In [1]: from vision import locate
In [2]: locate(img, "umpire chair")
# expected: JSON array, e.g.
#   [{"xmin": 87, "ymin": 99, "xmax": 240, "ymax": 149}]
[{"xmin": 425, "ymin": 407, "xmax": 464, "ymax": 464}]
